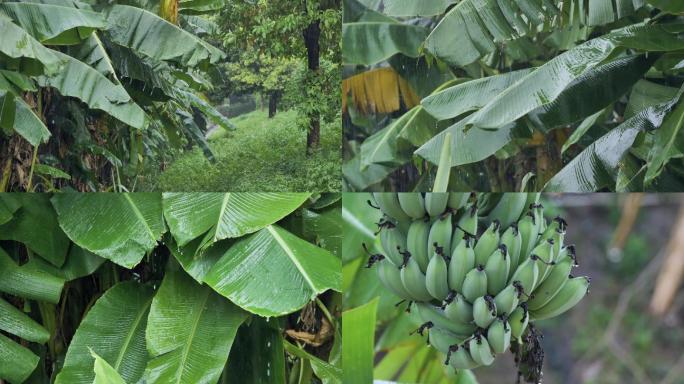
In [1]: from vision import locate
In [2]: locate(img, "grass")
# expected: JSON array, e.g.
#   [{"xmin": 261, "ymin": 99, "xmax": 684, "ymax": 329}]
[{"xmin": 151, "ymin": 109, "xmax": 341, "ymax": 192}]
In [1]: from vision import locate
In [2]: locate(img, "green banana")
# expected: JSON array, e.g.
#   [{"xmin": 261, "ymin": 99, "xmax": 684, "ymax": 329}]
[
  {"xmin": 429, "ymin": 326, "xmax": 466, "ymax": 355},
  {"xmin": 406, "ymin": 219, "xmax": 431, "ymax": 272},
  {"xmin": 473, "ymin": 295, "xmax": 497, "ymax": 328},
  {"xmin": 509, "ymin": 255, "xmax": 540, "ymax": 298},
  {"xmin": 501, "ymin": 225, "xmax": 522, "ymax": 278},
  {"xmin": 427, "ymin": 212, "xmax": 452, "ymax": 257},
  {"xmin": 484, "ymin": 245, "xmax": 510, "ymax": 295},
  {"xmin": 448, "ymin": 237, "xmax": 475, "ymax": 292},
  {"xmin": 493, "ymin": 284, "xmax": 520, "ymax": 317},
  {"xmin": 487, "ymin": 193, "xmax": 528, "ymax": 228},
  {"xmin": 373, "ymin": 193, "xmax": 410, "ymax": 223},
  {"xmin": 468, "ymin": 335, "xmax": 495, "ymax": 366},
  {"xmin": 414, "ymin": 302, "xmax": 477, "ymax": 336},
  {"xmin": 530, "ymin": 276, "xmax": 590, "ymax": 321},
  {"xmin": 461, "ymin": 266, "xmax": 488, "ymax": 303},
  {"xmin": 443, "ymin": 291, "xmax": 474, "ymax": 324},
  {"xmin": 474, "ymin": 220, "xmax": 500, "ymax": 266},
  {"xmin": 398, "ymin": 193, "xmax": 426, "ymax": 219},
  {"xmin": 456, "ymin": 203, "xmax": 478, "ymax": 237},
  {"xmin": 477, "ymin": 193, "xmax": 502, "ymax": 217},
  {"xmin": 528, "ymin": 257, "xmax": 574, "ymax": 310},
  {"xmin": 518, "ymin": 212, "xmax": 537, "ymax": 266},
  {"xmin": 400, "ymin": 257, "xmax": 433, "ymax": 301},
  {"xmin": 425, "ymin": 249, "xmax": 450, "ymax": 301},
  {"xmin": 379, "ymin": 223, "xmax": 407, "ymax": 268},
  {"xmin": 531, "ymin": 203, "xmax": 545, "ymax": 242},
  {"xmin": 447, "ymin": 344, "xmax": 480, "ymax": 370},
  {"xmin": 377, "ymin": 259, "xmax": 413, "ymax": 300},
  {"xmin": 487, "ymin": 318, "xmax": 511, "ymax": 354},
  {"xmin": 448, "ymin": 192, "xmax": 470, "ymax": 211},
  {"xmin": 509, "ymin": 305, "xmax": 529, "ymax": 343},
  {"xmin": 425, "ymin": 192, "xmax": 449, "ymax": 217},
  {"xmin": 529, "ymin": 239, "xmax": 555, "ymax": 283}
]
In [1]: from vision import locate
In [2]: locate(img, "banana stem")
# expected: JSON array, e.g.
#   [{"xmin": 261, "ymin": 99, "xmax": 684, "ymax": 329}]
[
  {"xmin": 315, "ymin": 297, "xmax": 335, "ymax": 331},
  {"xmin": 26, "ymin": 144, "xmax": 38, "ymax": 191}
]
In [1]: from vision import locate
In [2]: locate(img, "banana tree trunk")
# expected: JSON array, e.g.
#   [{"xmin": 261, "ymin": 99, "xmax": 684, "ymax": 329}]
[
  {"xmin": 159, "ymin": 0, "xmax": 179, "ymax": 24},
  {"xmin": 268, "ymin": 91, "xmax": 280, "ymax": 119},
  {"xmin": 303, "ymin": 20, "xmax": 321, "ymax": 155}
]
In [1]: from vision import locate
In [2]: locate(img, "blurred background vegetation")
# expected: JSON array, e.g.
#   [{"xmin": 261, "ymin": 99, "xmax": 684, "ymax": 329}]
[{"xmin": 343, "ymin": 193, "xmax": 684, "ymax": 384}]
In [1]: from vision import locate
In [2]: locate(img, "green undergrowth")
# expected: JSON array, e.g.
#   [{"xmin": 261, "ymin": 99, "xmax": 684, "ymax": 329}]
[{"xmin": 151, "ymin": 110, "xmax": 341, "ymax": 192}]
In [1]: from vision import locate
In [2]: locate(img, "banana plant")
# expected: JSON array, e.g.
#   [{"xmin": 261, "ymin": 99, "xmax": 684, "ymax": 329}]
[
  {"xmin": 342, "ymin": 192, "xmax": 589, "ymax": 383},
  {"xmin": 0, "ymin": 0, "xmax": 235, "ymax": 192},
  {"xmin": 0, "ymin": 192, "xmax": 342, "ymax": 384},
  {"xmin": 342, "ymin": 0, "xmax": 684, "ymax": 192}
]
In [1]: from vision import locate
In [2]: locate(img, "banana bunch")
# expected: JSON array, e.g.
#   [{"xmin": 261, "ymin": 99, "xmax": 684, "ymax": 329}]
[{"xmin": 367, "ymin": 193, "xmax": 590, "ymax": 371}]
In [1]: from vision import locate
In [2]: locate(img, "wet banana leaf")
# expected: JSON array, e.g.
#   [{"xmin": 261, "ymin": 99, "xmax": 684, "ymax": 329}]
[
  {"xmin": 0, "ymin": 247, "xmax": 64, "ymax": 303},
  {"xmin": 342, "ymin": 193, "xmax": 381, "ymax": 264},
  {"xmin": 625, "ymin": 80, "xmax": 679, "ymax": 118},
  {"xmin": 52, "ymin": 193, "xmax": 165, "ymax": 269},
  {"xmin": 92, "ymin": 351, "xmax": 126, "ymax": 384},
  {"xmin": 415, "ymin": 118, "xmax": 522, "ymax": 167},
  {"xmin": 162, "ymin": 192, "xmax": 310, "ymax": 248},
  {"xmin": 381, "ymin": 0, "xmax": 457, "ymax": 16},
  {"xmin": 342, "ymin": 22, "xmax": 427, "ymax": 65},
  {"xmin": 433, "ymin": 132, "xmax": 452, "ymax": 192},
  {"xmin": 645, "ymin": 93, "xmax": 684, "ymax": 183},
  {"xmin": 546, "ymin": 90, "xmax": 684, "ymax": 192},
  {"xmin": 421, "ymin": 69, "xmax": 533, "ymax": 121},
  {"xmin": 587, "ymin": 0, "xmax": 647, "ymax": 26},
  {"xmin": 0, "ymin": 333, "xmax": 39, "ymax": 384},
  {"xmin": 38, "ymin": 49, "xmax": 146, "ymax": 129},
  {"xmin": 283, "ymin": 340, "xmax": 342, "ymax": 384},
  {"xmin": 561, "ymin": 108, "xmax": 607, "ymax": 154},
  {"xmin": 144, "ymin": 269, "xmax": 248, "ymax": 384},
  {"xmin": 165, "ymin": 235, "xmax": 222, "ymax": 283},
  {"xmin": 223, "ymin": 317, "xmax": 287, "ymax": 384},
  {"xmin": 302, "ymin": 206, "xmax": 342, "ymax": 257},
  {"xmin": 25, "ymin": 245, "xmax": 105, "ymax": 282},
  {"xmin": 650, "ymin": 0, "xmax": 684, "ymax": 13},
  {"xmin": 342, "ymin": 298, "xmax": 378, "ymax": 384},
  {"xmin": 359, "ymin": 108, "xmax": 419, "ymax": 168},
  {"xmin": 0, "ymin": 2, "xmax": 105, "ymax": 45},
  {"xmin": 342, "ymin": 154, "xmax": 398, "ymax": 191},
  {"xmin": 467, "ymin": 23, "xmax": 684, "ymax": 130},
  {"xmin": 104, "ymin": 5, "xmax": 224, "ymax": 67},
  {"xmin": 0, "ymin": 193, "xmax": 69, "ymax": 267},
  {"xmin": 0, "ymin": 90, "xmax": 51, "ymax": 146},
  {"xmin": 55, "ymin": 282, "xmax": 154, "ymax": 384},
  {"xmin": 0, "ymin": 16, "xmax": 63, "ymax": 75},
  {"xmin": 344, "ymin": 0, "xmax": 394, "ymax": 23},
  {"xmin": 0, "ymin": 198, "xmax": 12, "ymax": 225},
  {"xmin": 424, "ymin": 0, "xmax": 559, "ymax": 68},
  {"xmin": 0, "ymin": 297, "xmax": 50, "ymax": 343},
  {"xmin": 528, "ymin": 54, "xmax": 655, "ymax": 132},
  {"xmin": 204, "ymin": 225, "xmax": 342, "ymax": 317}
]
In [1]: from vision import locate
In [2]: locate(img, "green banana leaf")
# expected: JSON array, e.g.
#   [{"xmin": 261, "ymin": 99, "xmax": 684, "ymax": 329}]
[
  {"xmin": 51, "ymin": 193, "xmax": 165, "ymax": 269},
  {"xmin": 423, "ymin": 0, "xmax": 559, "ymax": 68},
  {"xmin": 0, "ymin": 198, "xmax": 13, "ymax": 225},
  {"xmin": 91, "ymin": 351, "xmax": 127, "ymax": 384},
  {"xmin": 0, "ymin": 333, "xmax": 39, "ymax": 384},
  {"xmin": 301, "ymin": 206, "xmax": 342, "ymax": 257},
  {"xmin": 223, "ymin": 317, "xmax": 287, "ymax": 384},
  {"xmin": 625, "ymin": 80, "xmax": 679, "ymax": 119},
  {"xmin": 342, "ymin": 154, "xmax": 398, "ymax": 191},
  {"xmin": 162, "ymin": 192, "xmax": 310, "ymax": 248},
  {"xmin": 144, "ymin": 269, "xmax": 248, "ymax": 384},
  {"xmin": 179, "ymin": 0, "xmax": 225, "ymax": 15},
  {"xmin": 104, "ymin": 5, "xmax": 225, "ymax": 67},
  {"xmin": 0, "ymin": 246, "xmax": 64, "ymax": 303},
  {"xmin": 69, "ymin": 33, "xmax": 119, "ymax": 82},
  {"xmin": 0, "ymin": 90, "xmax": 51, "ymax": 146},
  {"xmin": 0, "ymin": 297, "xmax": 50, "ymax": 343},
  {"xmin": 342, "ymin": 22, "xmax": 427, "ymax": 65},
  {"xmin": 343, "ymin": 0, "xmax": 395, "ymax": 23},
  {"xmin": 645, "ymin": 92, "xmax": 684, "ymax": 183},
  {"xmin": 546, "ymin": 89, "xmax": 684, "ymax": 192},
  {"xmin": 381, "ymin": 0, "xmax": 458, "ymax": 16},
  {"xmin": 25, "ymin": 245, "xmax": 105, "ymax": 281},
  {"xmin": 0, "ymin": 193, "xmax": 70, "ymax": 267},
  {"xmin": 38, "ymin": 49, "xmax": 146, "ymax": 129},
  {"xmin": 421, "ymin": 69, "xmax": 534, "ymax": 121},
  {"xmin": 359, "ymin": 108, "xmax": 418, "ymax": 168},
  {"xmin": 561, "ymin": 108, "xmax": 608, "ymax": 154},
  {"xmin": 55, "ymin": 282, "xmax": 154, "ymax": 384},
  {"xmin": 342, "ymin": 298, "xmax": 378, "ymax": 384},
  {"xmin": 283, "ymin": 340, "xmax": 342, "ymax": 384},
  {"xmin": 0, "ymin": 2, "xmax": 105, "ymax": 45},
  {"xmin": 0, "ymin": 15, "xmax": 63, "ymax": 75},
  {"xmin": 204, "ymin": 225, "xmax": 342, "ymax": 317},
  {"xmin": 649, "ymin": 0, "xmax": 684, "ymax": 13},
  {"xmin": 467, "ymin": 23, "xmax": 684, "ymax": 130},
  {"xmin": 587, "ymin": 0, "xmax": 646, "ymax": 26}
]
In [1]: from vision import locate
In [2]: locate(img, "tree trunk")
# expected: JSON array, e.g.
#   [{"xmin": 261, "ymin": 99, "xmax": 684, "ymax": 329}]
[
  {"xmin": 268, "ymin": 91, "xmax": 279, "ymax": 118},
  {"xmin": 303, "ymin": 20, "xmax": 321, "ymax": 155}
]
